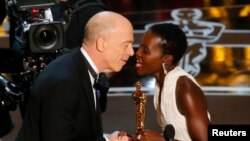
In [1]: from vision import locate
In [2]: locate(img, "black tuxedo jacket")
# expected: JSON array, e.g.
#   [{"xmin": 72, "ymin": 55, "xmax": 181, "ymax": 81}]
[{"xmin": 21, "ymin": 48, "xmax": 105, "ymax": 141}]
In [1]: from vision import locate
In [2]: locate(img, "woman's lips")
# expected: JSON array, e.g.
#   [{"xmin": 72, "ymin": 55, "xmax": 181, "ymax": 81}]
[
  {"xmin": 135, "ymin": 59, "xmax": 142, "ymax": 68},
  {"xmin": 135, "ymin": 63, "xmax": 142, "ymax": 68}
]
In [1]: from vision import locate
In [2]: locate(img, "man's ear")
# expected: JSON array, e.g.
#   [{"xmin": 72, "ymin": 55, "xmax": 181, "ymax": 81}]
[{"xmin": 96, "ymin": 37, "xmax": 105, "ymax": 52}]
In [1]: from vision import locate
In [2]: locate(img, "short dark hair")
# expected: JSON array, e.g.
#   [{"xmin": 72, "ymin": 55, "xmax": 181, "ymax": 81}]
[{"xmin": 149, "ymin": 23, "xmax": 187, "ymax": 65}]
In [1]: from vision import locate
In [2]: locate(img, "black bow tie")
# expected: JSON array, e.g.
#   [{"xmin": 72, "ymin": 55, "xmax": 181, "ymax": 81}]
[
  {"xmin": 82, "ymin": 55, "xmax": 109, "ymax": 112},
  {"xmin": 94, "ymin": 73, "xmax": 109, "ymax": 112},
  {"xmin": 94, "ymin": 73, "xmax": 110, "ymax": 95}
]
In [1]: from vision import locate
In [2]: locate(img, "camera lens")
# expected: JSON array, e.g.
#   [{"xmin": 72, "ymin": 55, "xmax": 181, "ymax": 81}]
[
  {"xmin": 39, "ymin": 29, "xmax": 56, "ymax": 45},
  {"xmin": 29, "ymin": 22, "xmax": 64, "ymax": 53},
  {"xmin": 33, "ymin": 24, "xmax": 59, "ymax": 50}
]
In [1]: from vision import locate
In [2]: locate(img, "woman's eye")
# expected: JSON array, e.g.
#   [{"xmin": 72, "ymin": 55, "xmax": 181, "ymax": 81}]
[{"xmin": 142, "ymin": 47, "xmax": 150, "ymax": 54}]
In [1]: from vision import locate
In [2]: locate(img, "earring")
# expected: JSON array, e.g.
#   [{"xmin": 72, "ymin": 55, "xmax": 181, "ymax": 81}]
[{"xmin": 162, "ymin": 63, "xmax": 168, "ymax": 74}]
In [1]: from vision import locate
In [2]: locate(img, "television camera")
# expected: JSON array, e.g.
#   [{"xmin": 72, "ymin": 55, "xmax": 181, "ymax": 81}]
[
  {"xmin": 0, "ymin": 0, "xmax": 66, "ymax": 111},
  {"xmin": 9, "ymin": 0, "xmax": 65, "ymax": 53}
]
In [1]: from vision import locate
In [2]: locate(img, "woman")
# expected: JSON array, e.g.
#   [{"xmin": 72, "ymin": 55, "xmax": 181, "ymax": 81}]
[{"xmin": 135, "ymin": 23, "xmax": 210, "ymax": 141}]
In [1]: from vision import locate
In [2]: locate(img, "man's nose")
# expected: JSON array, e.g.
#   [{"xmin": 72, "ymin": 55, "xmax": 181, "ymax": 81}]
[{"xmin": 128, "ymin": 45, "xmax": 134, "ymax": 56}]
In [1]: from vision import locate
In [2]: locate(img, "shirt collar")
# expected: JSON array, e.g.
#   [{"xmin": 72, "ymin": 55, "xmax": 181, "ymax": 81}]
[{"xmin": 80, "ymin": 47, "xmax": 99, "ymax": 75}]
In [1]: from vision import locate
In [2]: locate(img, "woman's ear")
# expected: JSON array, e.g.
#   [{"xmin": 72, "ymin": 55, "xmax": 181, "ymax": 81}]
[
  {"xmin": 167, "ymin": 55, "xmax": 173, "ymax": 63},
  {"xmin": 163, "ymin": 55, "xmax": 173, "ymax": 65},
  {"xmin": 96, "ymin": 37, "xmax": 105, "ymax": 52}
]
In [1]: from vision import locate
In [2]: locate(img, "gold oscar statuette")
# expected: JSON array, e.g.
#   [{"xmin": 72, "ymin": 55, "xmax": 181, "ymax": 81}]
[{"xmin": 132, "ymin": 81, "xmax": 147, "ymax": 141}]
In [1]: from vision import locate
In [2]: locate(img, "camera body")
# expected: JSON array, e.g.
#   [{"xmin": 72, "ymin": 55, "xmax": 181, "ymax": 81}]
[
  {"xmin": 5, "ymin": 0, "xmax": 66, "ymax": 75},
  {"xmin": 0, "ymin": 0, "xmax": 66, "ymax": 111},
  {"xmin": 13, "ymin": 0, "xmax": 65, "ymax": 53}
]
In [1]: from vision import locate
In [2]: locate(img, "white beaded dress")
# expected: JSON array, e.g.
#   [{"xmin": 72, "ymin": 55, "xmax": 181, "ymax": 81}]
[{"xmin": 153, "ymin": 66, "xmax": 210, "ymax": 141}]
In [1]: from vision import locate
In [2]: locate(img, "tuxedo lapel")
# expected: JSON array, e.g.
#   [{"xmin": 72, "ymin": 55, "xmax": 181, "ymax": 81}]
[{"xmin": 70, "ymin": 48, "xmax": 100, "ymax": 133}]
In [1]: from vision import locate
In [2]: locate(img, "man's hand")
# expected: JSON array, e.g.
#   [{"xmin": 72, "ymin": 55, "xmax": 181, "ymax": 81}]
[
  {"xmin": 140, "ymin": 130, "xmax": 165, "ymax": 141},
  {"xmin": 108, "ymin": 131, "xmax": 132, "ymax": 141}
]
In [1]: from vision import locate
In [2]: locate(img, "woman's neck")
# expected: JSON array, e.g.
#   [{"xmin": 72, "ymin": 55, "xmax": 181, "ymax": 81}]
[{"xmin": 155, "ymin": 65, "xmax": 176, "ymax": 88}]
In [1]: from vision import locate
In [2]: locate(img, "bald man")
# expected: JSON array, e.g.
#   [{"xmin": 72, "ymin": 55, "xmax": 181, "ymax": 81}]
[{"xmin": 18, "ymin": 11, "xmax": 134, "ymax": 141}]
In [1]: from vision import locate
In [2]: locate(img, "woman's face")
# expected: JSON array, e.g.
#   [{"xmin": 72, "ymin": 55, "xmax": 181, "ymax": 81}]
[{"xmin": 135, "ymin": 31, "xmax": 164, "ymax": 76}]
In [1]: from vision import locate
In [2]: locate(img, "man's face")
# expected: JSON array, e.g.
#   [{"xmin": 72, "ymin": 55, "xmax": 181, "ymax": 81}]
[
  {"xmin": 135, "ymin": 31, "xmax": 164, "ymax": 76},
  {"xmin": 103, "ymin": 24, "xmax": 134, "ymax": 72}
]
